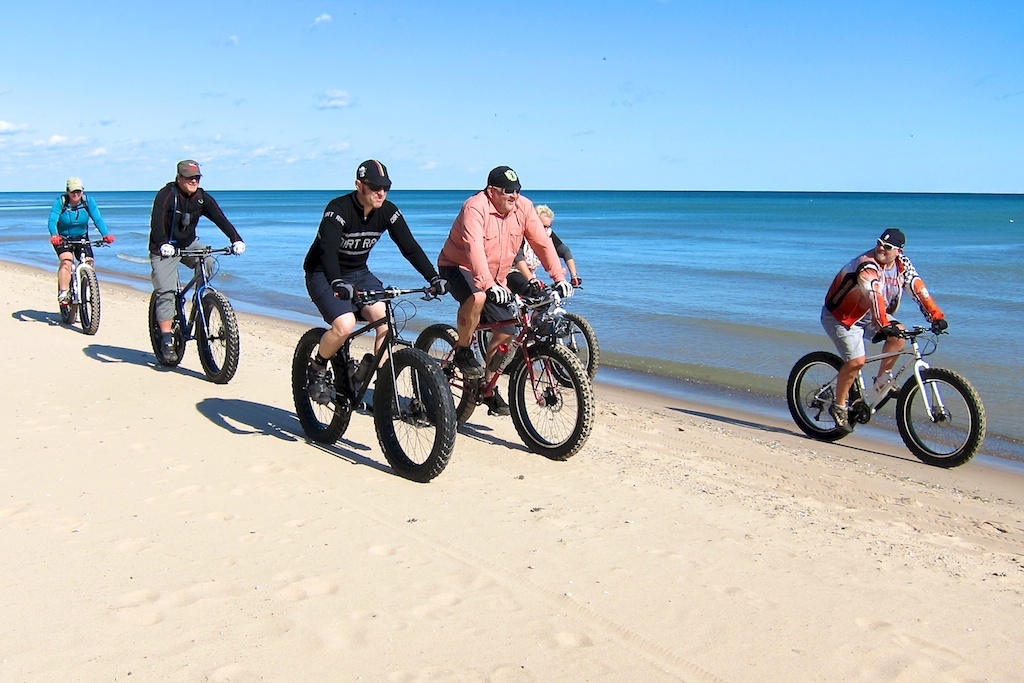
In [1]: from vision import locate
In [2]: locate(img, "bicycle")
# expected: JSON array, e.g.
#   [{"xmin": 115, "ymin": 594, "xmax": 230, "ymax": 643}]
[
  {"xmin": 526, "ymin": 287, "xmax": 600, "ymax": 380},
  {"xmin": 57, "ymin": 237, "xmax": 107, "ymax": 335},
  {"xmin": 786, "ymin": 326, "xmax": 986, "ymax": 468},
  {"xmin": 291, "ymin": 286, "xmax": 457, "ymax": 483},
  {"xmin": 415, "ymin": 290, "xmax": 596, "ymax": 461},
  {"xmin": 147, "ymin": 245, "xmax": 241, "ymax": 384}
]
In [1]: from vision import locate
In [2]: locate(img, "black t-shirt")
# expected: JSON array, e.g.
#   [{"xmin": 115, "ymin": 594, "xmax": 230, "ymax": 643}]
[{"xmin": 302, "ymin": 192, "xmax": 437, "ymax": 284}]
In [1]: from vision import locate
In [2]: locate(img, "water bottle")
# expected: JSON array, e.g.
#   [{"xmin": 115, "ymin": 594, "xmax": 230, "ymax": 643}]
[
  {"xmin": 353, "ymin": 353, "xmax": 375, "ymax": 385},
  {"xmin": 487, "ymin": 343, "xmax": 510, "ymax": 373},
  {"xmin": 873, "ymin": 370, "xmax": 896, "ymax": 396}
]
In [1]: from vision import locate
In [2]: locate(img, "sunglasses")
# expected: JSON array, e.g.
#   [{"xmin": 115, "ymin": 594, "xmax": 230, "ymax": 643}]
[
  {"xmin": 491, "ymin": 186, "xmax": 520, "ymax": 196},
  {"xmin": 68, "ymin": 189, "xmax": 83, "ymax": 194},
  {"xmin": 364, "ymin": 183, "xmax": 388, "ymax": 193},
  {"xmin": 876, "ymin": 239, "xmax": 899, "ymax": 252},
  {"xmin": 181, "ymin": 175, "xmax": 201, "ymax": 183}
]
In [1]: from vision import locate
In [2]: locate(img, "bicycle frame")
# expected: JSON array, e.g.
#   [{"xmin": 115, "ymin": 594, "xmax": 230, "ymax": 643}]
[
  {"xmin": 472, "ymin": 292, "xmax": 565, "ymax": 396},
  {"xmin": 172, "ymin": 247, "xmax": 230, "ymax": 345},
  {"xmin": 849, "ymin": 328, "xmax": 943, "ymax": 423},
  {"xmin": 338, "ymin": 297, "xmax": 406, "ymax": 404},
  {"xmin": 60, "ymin": 238, "xmax": 104, "ymax": 304}
]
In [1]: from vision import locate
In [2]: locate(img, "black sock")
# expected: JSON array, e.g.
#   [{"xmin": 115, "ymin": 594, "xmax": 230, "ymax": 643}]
[{"xmin": 313, "ymin": 354, "xmax": 329, "ymax": 367}]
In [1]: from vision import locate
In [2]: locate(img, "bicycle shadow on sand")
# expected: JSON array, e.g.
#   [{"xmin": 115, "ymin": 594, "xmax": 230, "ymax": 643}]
[
  {"xmin": 457, "ymin": 420, "xmax": 528, "ymax": 452},
  {"xmin": 194, "ymin": 397, "xmax": 392, "ymax": 475},
  {"xmin": 83, "ymin": 343, "xmax": 212, "ymax": 381},
  {"xmin": 11, "ymin": 308, "xmax": 64, "ymax": 326},
  {"xmin": 667, "ymin": 405, "xmax": 920, "ymax": 465}
]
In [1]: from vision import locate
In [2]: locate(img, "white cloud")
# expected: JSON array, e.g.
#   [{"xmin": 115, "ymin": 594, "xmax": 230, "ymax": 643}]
[
  {"xmin": 419, "ymin": 161, "xmax": 438, "ymax": 170},
  {"xmin": 88, "ymin": 147, "xmax": 108, "ymax": 157},
  {"xmin": 311, "ymin": 13, "xmax": 332, "ymax": 27},
  {"xmin": 226, "ymin": 35, "xmax": 239, "ymax": 47},
  {"xmin": 34, "ymin": 134, "xmax": 89, "ymax": 147},
  {"xmin": 317, "ymin": 89, "xmax": 353, "ymax": 109},
  {"xmin": 0, "ymin": 120, "xmax": 28, "ymax": 134}
]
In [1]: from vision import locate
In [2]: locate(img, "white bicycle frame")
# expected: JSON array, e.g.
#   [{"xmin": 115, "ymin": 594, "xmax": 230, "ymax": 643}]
[
  {"xmin": 853, "ymin": 330, "xmax": 946, "ymax": 422},
  {"xmin": 69, "ymin": 258, "xmax": 94, "ymax": 305}
]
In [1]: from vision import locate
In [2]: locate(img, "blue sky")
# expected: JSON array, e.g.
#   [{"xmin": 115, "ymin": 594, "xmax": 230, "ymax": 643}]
[{"xmin": 1, "ymin": 1, "xmax": 1022, "ymax": 192}]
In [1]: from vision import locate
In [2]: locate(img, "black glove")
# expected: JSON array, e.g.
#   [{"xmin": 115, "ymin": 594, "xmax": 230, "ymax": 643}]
[
  {"xmin": 931, "ymin": 318, "xmax": 948, "ymax": 334},
  {"xmin": 429, "ymin": 275, "xmax": 448, "ymax": 296},
  {"xmin": 570, "ymin": 275, "xmax": 583, "ymax": 288},
  {"xmin": 880, "ymin": 322, "xmax": 902, "ymax": 339},
  {"xmin": 486, "ymin": 285, "xmax": 511, "ymax": 306},
  {"xmin": 331, "ymin": 279, "xmax": 355, "ymax": 300},
  {"xmin": 553, "ymin": 280, "xmax": 574, "ymax": 299},
  {"xmin": 524, "ymin": 278, "xmax": 545, "ymax": 298}
]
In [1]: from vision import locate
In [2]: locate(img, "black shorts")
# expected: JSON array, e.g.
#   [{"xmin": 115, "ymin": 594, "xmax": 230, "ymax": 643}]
[
  {"xmin": 306, "ymin": 268, "xmax": 383, "ymax": 325},
  {"xmin": 441, "ymin": 265, "xmax": 517, "ymax": 335},
  {"xmin": 54, "ymin": 242, "xmax": 93, "ymax": 260}
]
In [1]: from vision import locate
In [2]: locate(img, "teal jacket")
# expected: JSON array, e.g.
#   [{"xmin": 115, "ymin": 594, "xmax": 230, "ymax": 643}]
[{"xmin": 48, "ymin": 193, "xmax": 110, "ymax": 239}]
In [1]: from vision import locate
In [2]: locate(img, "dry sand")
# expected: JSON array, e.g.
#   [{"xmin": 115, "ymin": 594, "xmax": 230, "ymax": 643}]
[{"xmin": 1, "ymin": 260, "xmax": 1022, "ymax": 682}]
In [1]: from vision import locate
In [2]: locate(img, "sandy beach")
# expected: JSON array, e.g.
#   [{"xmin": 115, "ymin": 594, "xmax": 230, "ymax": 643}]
[{"xmin": 2, "ymin": 259, "xmax": 1022, "ymax": 682}]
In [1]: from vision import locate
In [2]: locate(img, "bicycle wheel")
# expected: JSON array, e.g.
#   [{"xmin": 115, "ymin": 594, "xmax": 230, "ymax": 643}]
[
  {"xmin": 786, "ymin": 351, "xmax": 850, "ymax": 442},
  {"xmin": 895, "ymin": 368, "xmax": 986, "ymax": 468},
  {"xmin": 197, "ymin": 290, "xmax": 240, "ymax": 384},
  {"xmin": 148, "ymin": 292, "xmax": 186, "ymax": 367},
  {"xmin": 374, "ymin": 347, "xmax": 458, "ymax": 482},
  {"xmin": 78, "ymin": 268, "xmax": 101, "ymax": 335},
  {"xmin": 415, "ymin": 323, "xmax": 478, "ymax": 424},
  {"xmin": 560, "ymin": 312, "xmax": 600, "ymax": 380},
  {"xmin": 292, "ymin": 327, "xmax": 352, "ymax": 443},
  {"xmin": 508, "ymin": 343, "xmax": 595, "ymax": 460}
]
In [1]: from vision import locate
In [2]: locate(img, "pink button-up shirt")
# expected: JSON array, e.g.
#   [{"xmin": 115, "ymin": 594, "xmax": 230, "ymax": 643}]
[{"xmin": 438, "ymin": 191, "xmax": 566, "ymax": 291}]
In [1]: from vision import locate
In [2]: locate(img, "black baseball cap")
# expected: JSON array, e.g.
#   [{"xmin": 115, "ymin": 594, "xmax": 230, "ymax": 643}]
[
  {"xmin": 878, "ymin": 228, "xmax": 906, "ymax": 249},
  {"xmin": 487, "ymin": 165, "xmax": 522, "ymax": 192},
  {"xmin": 356, "ymin": 160, "xmax": 392, "ymax": 189}
]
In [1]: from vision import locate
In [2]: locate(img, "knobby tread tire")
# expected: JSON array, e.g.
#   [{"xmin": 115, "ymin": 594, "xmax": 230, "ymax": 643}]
[
  {"xmin": 373, "ymin": 347, "xmax": 458, "ymax": 482},
  {"xmin": 197, "ymin": 290, "xmax": 240, "ymax": 384},
  {"xmin": 292, "ymin": 327, "xmax": 352, "ymax": 443}
]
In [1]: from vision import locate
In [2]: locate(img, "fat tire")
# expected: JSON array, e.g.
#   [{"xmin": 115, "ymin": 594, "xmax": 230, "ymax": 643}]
[
  {"xmin": 197, "ymin": 290, "xmax": 240, "ymax": 384},
  {"xmin": 148, "ymin": 291, "xmax": 186, "ymax": 367},
  {"xmin": 895, "ymin": 368, "xmax": 986, "ymax": 468},
  {"xmin": 560, "ymin": 312, "xmax": 600, "ymax": 380},
  {"xmin": 415, "ymin": 323, "xmax": 478, "ymax": 424},
  {"xmin": 786, "ymin": 351, "xmax": 850, "ymax": 442},
  {"xmin": 292, "ymin": 327, "xmax": 352, "ymax": 443},
  {"xmin": 79, "ymin": 268, "xmax": 101, "ymax": 335},
  {"xmin": 508, "ymin": 343, "xmax": 595, "ymax": 460},
  {"xmin": 373, "ymin": 347, "xmax": 458, "ymax": 482}
]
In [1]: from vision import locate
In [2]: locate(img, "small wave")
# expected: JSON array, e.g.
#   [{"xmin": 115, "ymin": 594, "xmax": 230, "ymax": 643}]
[{"xmin": 116, "ymin": 252, "xmax": 152, "ymax": 264}]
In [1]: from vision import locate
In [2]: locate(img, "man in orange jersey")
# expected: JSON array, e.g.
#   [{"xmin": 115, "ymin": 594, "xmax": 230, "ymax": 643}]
[{"xmin": 821, "ymin": 228, "xmax": 947, "ymax": 431}]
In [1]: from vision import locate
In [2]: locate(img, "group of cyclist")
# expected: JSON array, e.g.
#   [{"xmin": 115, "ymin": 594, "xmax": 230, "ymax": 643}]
[{"xmin": 50, "ymin": 158, "xmax": 948, "ymax": 430}]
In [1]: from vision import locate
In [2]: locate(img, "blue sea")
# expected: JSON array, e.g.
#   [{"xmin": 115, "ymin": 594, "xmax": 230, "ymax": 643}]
[{"xmin": 3, "ymin": 190, "xmax": 1022, "ymax": 463}]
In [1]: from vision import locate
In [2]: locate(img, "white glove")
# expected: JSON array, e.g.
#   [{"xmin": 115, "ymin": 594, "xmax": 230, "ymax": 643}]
[
  {"xmin": 159, "ymin": 243, "xmax": 176, "ymax": 257},
  {"xmin": 231, "ymin": 241, "xmax": 246, "ymax": 255},
  {"xmin": 553, "ymin": 280, "xmax": 574, "ymax": 299},
  {"xmin": 486, "ymin": 285, "xmax": 511, "ymax": 306}
]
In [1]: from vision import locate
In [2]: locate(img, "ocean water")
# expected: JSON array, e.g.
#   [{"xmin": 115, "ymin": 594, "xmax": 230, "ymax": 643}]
[{"xmin": 2, "ymin": 189, "xmax": 1022, "ymax": 460}]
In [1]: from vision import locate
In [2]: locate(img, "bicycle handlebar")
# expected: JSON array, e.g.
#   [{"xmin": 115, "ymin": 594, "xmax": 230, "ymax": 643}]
[
  {"xmin": 351, "ymin": 285, "xmax": 439, "ymax": 307},
  {"xmin": 59, "ymin": 237, "xmax": 108, "ymax": 248},
  {"xmin": 175, "ymin": 246, "xmax": 234, "ymax": 258}
]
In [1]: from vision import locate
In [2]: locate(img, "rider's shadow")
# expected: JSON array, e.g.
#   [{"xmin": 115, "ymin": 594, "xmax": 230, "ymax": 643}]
[
  {"xmin": 83, "ymin": 344, "xmax": 210, "ymax": 380},
  {"xmin": 11, "ymin": 309, "xmax": 62, "ymax": 326},
  {"xmin": 195, "ymin": 398, "xmax": 391, "ymax": 474}
]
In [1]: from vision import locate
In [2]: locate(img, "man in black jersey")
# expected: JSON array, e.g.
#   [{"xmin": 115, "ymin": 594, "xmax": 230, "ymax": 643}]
[{"xmin": 302, "ymin": 160, "xmax": 448, "ymax": 403}]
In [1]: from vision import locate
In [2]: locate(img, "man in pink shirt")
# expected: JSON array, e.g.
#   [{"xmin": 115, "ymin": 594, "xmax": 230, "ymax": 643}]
[{"xmin": 438, "ymin": 166, "xmax": 573, "ymax": 415}]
